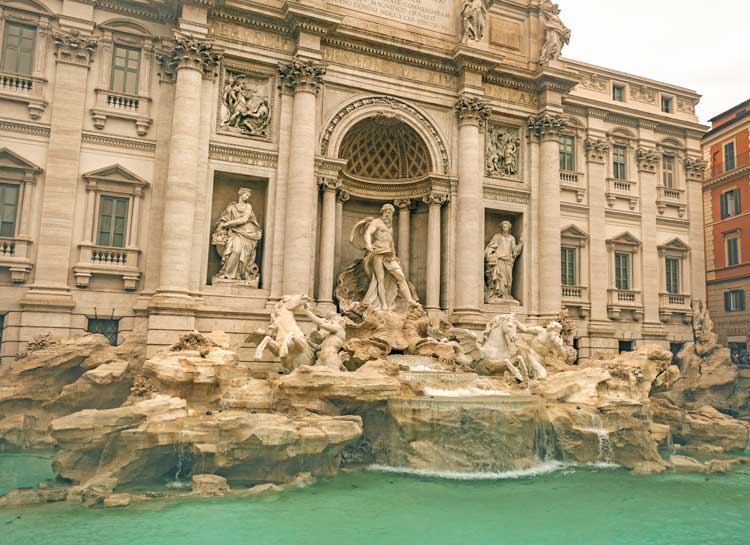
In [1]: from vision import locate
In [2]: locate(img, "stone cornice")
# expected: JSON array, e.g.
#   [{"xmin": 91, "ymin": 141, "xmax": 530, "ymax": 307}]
[
  {"xmin": 0, "ymin": 118, "xmax": 50, "ymax": 138},
  {"xmin": 483, "ymin": 185, "xmax": 531, "ymax": 205},
  {"xmin": 278, "ymin": 57, "xmax": 325, "ymax": 94},
  {"xmin": 339, "ymin": 172, "xmax": 456, "ymax": 201},
  {"xmin": 94, "ymin": 0, "xmax": 177, "ymax": 23},
  {"xmin": 208, "ymin": 143, "xmax": 278, "ymax": 168},
  {"xmin": 81, "ymin": 132, "xmax": 156, "ymax": 153},
  {"xmin": 209, "ymin": 6, "xmax": 290, "ymax": 35},
  {"xmin": 283, "ymin": 1, "xmax": 342, "ymax": 35},
  {"xmin": 703, "ymin": 163, "xmax": 750, "ymax": 189}
]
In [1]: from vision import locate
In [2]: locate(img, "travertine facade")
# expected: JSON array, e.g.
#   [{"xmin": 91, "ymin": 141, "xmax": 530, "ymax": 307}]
[{"xmin": 0, "ymin": 0, "xmax": 706, "ymax": 362}]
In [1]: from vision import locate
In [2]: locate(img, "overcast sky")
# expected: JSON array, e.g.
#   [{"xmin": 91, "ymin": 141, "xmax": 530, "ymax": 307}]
[{"xmin": 560, "ymin": 0, "xmax": 750, "ymax": 125}]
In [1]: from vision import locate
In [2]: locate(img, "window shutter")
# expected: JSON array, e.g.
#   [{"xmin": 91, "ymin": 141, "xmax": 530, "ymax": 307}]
[
  {"xmin": 735, "ymin": 188, "xmax": 741, "ymax": 214},
  {"xmin": 721, "ymin": 193, "xmax": 728, "ymax": 219},
  {"xmin": 725, "ymin": 291, "xmax": 732, "ymax": 312},
  {"xmin": 741, "ymin": 291, "xmax": 747, "ymax": 311}
]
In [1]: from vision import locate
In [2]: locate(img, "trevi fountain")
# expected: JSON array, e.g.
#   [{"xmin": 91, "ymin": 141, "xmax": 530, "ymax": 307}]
[{"xmin": 1, "ymin": 205, "xmax": 749, "ymax": 544}]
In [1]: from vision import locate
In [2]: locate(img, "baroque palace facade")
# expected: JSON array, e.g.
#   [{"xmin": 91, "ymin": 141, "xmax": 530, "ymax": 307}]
[{"xmin": 0, "ymin": 0, "xmax": 707, "ymax": 362}]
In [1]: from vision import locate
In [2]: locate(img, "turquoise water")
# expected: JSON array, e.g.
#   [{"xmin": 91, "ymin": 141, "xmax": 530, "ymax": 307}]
[{"xmin": 1, "ymin": 453, "xmax": 749, "ymax": 545}]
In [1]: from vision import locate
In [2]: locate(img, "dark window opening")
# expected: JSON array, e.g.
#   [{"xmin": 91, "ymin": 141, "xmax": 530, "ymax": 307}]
[
  {"xmin": 87, "ymin": 318, "xmax": 119, "ymax": 346},
  {"xmin": 0, "ymin": 314, "xmax": 4, "ymax": 348},
  {"xmin": 618, "ymin": 340, "xmax": 633, "ymax": 353},
  {"xmin": 669, "ymin": 342, "xmax": 684, "ymax": 365}
]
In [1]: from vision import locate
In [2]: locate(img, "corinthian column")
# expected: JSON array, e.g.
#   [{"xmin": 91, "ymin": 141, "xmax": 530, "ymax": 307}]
[
  {"xmin": 394, "ymin": 198, "xmax": 414, "ymax": 275},
  {"xmin": 453, "ymin": 95, "xmax": 490, "ymax": 318},
  {"xmin": 529, "ymin": 113, "xmax": 566, "ymax": 318},
  {"xmin": 278, "ymin": 58, "xmax": 326, "ymax": 296},
  {"xmin": 156, "ymin": 36, "xmax": 221, "ymax": 298},
  {"xmin": 316, "ymin": 176, "xmax": 339, "ymax": 309},
  {"xmin": 424, "ymin": 192, "xmax": 449, "ymax": 313}
]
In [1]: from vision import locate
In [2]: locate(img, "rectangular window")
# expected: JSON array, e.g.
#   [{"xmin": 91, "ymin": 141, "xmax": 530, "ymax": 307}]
[
  {"xmin": 724, "ymin": 290, "xmax": 746, "ymax": 312},
  {"xmin": 615, "ymin": 252, "xmax": 630, "ymax": 290},
  {"xmin": 87, "ymin": 318, "xmax": 119, "ymax": 346},
  {"xmin": 720, "ymin": 188, "xmax": 741, "ymax": 219},
  {"xmin": 724, "ymin": 142, "xmax": 736, "ymax": 171},
  {"xmin": 612, "ymin": 84, "xmax": 625, "ymax": 102},
  {"xmin": 0, "ymin": 183, "xmax": 20, "ymax": 237},
  {"xmin": 110, "ymin": 45, "xmax": 141, "ymax": 95},
  {"xmin": 726, "ymin": 237, "xmax": 740, "ymax": 267},
  {"xmin": 661, "ymin": 96, "xmax": 673, "ymax": 113},
  {"xmin": 618, "ymin": 340, "xmax": 633, "ymax": 353},
  {"xmin": 561, "ymin": 246, "xmax": 577, "ymax": 286},
  {"xmin": 662, "ymin": 155, "xmax": 675, "ymax": 188},
  {"xmin": 559, "ymin": 135, "xmax": 575, "ymax": 172},
  {"xmin": 0, "ymin": 313, "xmax": 4, "ymax": 347},
  {"xmin": 1, "ymin": 21, "xmax": 35, "ymax": 75},
  {"xmin": 665, "ymin": 257, "xmax": 680, "ymax": 294},
  {"xmin": 613, "ymin": 145, "xmax": 627, "ymax": 180},
  {"xmin": 96, "ymin": 195, "xmax": 129, "ymax": 248}
]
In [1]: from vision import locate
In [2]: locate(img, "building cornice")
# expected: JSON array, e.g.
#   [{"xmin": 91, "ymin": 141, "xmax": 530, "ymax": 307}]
[{"xmin": 703, "ymin": 164, "xmax": 750, "ymax": 190}]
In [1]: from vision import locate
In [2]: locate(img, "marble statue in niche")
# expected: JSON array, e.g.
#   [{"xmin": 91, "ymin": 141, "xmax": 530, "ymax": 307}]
[
  {"xmin": 212, "ymin": 187, "xmax": 263, "ymax": 287},
  {"xmin": 487, "ymin": 126, "xmax": 521, "ymax": 178},
  {"xmin": 345, "ymin": 203, "xmax": 419, "ymax": 311},
  {"xmin": 220, "ymin": 72, "xmax": 271, "ymax": 137},
  {"xmin": 461, "ymin": 0, "xmax": 487, "ymax": 42},
  {"xmin": 539, "ymin": 0, "xmax": 571, "ymax": 65},
  {"xmin": 485, "ymin": 220, "xmax": 523, "ymax": 302}
]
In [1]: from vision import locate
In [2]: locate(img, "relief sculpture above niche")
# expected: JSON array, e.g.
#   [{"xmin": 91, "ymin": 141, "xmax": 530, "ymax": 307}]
[
  {"xmin": 219, "ymin": 68, "xmax": 273, "ymax": 140},
  {"xmin": 486, "ymin": 124, "xmax": 522, "ymax": 180}
]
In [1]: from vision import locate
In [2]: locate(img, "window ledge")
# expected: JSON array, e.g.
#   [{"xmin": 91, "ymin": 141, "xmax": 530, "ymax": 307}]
[
  {"xmin": 90, "ymin": 89, "xmax": 153, "ymax": 136},
  {"xmin": 0, "ymin": 236, "xmax": 33, "ymax": 283},
  {"xmin": 73, "ymin": 243, "xmax": 141, "ymax": 290},
  {"xmin": 607, "ymin": 289, "xmax": 644, "ymax": 321},
  {"xmin": 0, "ymin": 72, "xmax": 48, "ymax": 119},
  {"xmin": 659, "ymin": 293, "xmax": 692, "ymax": 322}
]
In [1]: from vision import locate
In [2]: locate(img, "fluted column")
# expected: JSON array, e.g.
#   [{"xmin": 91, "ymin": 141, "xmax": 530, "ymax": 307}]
[
  {"xmin": 279, "ymin": 58, "xmax": 326, "ymax": 296},
  {"xmin": 395, "ymin": 198, "xmax": 414, "ymax": 276},
  {"xmin": 317, "ymin": 177, "xmax": 339, "ymax": 308},
  {"xmin": 425, "ymin": 192, "xmax": 448, "ymax": 312},
  {"xmin": 529, "ymin": 113, "xmax": 566, "ymax": 318},
  {"xmin": 453, "ymin": 95, "xmax": 490, "ymax": 316},
  {"xmin": 156, "ymin": 36, "xmax": 221, "ymax": 298}
]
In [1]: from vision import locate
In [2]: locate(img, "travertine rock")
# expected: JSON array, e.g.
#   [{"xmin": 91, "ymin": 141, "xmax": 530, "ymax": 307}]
[
  {"xmin": 669, "ymin": 455, "xmax": 705, "ymax": 473},
  {"xmin": 191, "ymin": 474, "xmax": 230, "ymax": 496},
  {"xmin": 103, "ymin": 493, "xmax": 132, "ymax": 507}
]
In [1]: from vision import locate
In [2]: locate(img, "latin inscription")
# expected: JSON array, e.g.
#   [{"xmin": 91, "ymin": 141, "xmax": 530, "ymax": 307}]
[{"xmin": 329, "ymin": 0, "xmax": 455, "ymax": 35}]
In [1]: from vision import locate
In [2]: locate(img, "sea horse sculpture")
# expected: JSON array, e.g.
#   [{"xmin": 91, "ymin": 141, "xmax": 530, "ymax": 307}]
[{"xmin": 250, "ymin": 294, "xmax": 317, "ymax": 373}]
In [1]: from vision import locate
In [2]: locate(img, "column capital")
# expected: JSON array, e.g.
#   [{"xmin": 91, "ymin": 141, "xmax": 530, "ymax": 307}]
[
  {"xmin": 584, "ymin": 137, "xmax": 609, "ymax": 163},
  {"xmin": 527, "ymin": 112, "xmax": 567, "ymax": 140},
  {"xmin": 423, "ymin": 192, "xmax": 449, "ymax": 206},
  {"xmin": 317, "ymin": 176, "xmax": 340, "ymax": 192},
  {"xmin": 336, "ymin": 189, "xmax": 350, "ymax": 203},
  {"xmin": 636, "ymin": 147, "xmax": 660, "ymax": 173},
  {"xmin": 394, "ymin": 198, "xmax": 415, "ymax": 210},
  {"xmin": 278, "ymin": 57, "xmax": 326, "ymax": 94},
  {"xmin": 684, "ymin": 157, "xmax": 707, "ymax": 181},
  {"xmin": 455, "ymin": 95, "xmax": 490, "ymax": 127},
  {"xmin": 52, "ymin": 30, "xmax": 97, "ymax": 66},
  {"xmin": 158, "ymin": 34, "xmax": 222, "ymax": 77}
]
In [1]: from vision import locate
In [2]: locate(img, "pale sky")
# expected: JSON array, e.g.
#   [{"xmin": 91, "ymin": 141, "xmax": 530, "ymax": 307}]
[{"xmin": 560, "ymin": 0, "xmax": 750, "ymax": 125}]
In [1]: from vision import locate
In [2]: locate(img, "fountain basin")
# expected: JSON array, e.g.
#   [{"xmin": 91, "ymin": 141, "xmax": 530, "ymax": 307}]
[{"xmin": 376, "ymin": 395, "xmax": 552, "ymax": 472}]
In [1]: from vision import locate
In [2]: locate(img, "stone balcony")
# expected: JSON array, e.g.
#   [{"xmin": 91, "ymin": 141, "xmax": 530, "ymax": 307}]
[
  {"xmin": 90, "ymin": 89, "xmax": 153, "ymax": 136},
  {"xmin": 561, "ymin": 285, "xmax": 590, "ymax": 317},
  {"xmin": 0, "ymin": 236, "xmax": 33, "ymax": 283},
  {"xmin": 605, "ymin": 178, "xmax": 639, "ymax": 210},
  {"xmin": 607, "ymin": 288, "xmax": 644, "ymax": 321},
  {"xmin": 656, "ymin": 186, "xmax": 687, "ymax": 217},
  {"xmin": 658, "ymin": 292, "xmax": 692, "ymax": 323},
  {"xmin": 559, "ymin": 171, "xmax": 585, "ymax": 203},
  {"xmin": 72, "ymin": 244, "xmax": 141, "ymax": 291},
  {"xmin": 0, "ymin": 71, "xmax": 47, "ymax": 119}
]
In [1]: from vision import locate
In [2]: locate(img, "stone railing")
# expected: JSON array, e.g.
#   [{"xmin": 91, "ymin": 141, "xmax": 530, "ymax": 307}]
[
  {"xmin": 73, "ymin": 244, "xmax": 141, "ymax": 290},
  {"xmin": 659, "ymin": 292, "xmax": 692, "ymax": 322},
  {"xmin": 561, "ymin": 285, "xmax": 588, "ymax": 301},
  {"xmin": 605, "ymin": 178, "xmax": 638, "ymax": 210},
  {"xmin": 607, "ymin": 288, "xmax": 642, "ymax": 306},
  {"xmin": 656, "ymin": 186, "xmax": 687, "ymax": 217},
  {"xmin": 91, "ymin": 89, "xmax": 153, "ymax": 136},
  {"xmin": 0, "ymin": 71, "xmax": 47, "ymax": 119},
  {"xmin": 560, "ymin": 171, "xmax": 580, "ymax": 184},
  {"xmin": 0, "ymin": 236, "xmax": 33, "ymax": 283}
]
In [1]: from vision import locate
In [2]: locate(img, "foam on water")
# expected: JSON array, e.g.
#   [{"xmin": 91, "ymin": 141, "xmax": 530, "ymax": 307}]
[
  {"xmin": 422, "ymin": 387, "xmax": 510, "ymax": 397},
  {"xmin": 367, "ymin": 460, "xmax": 566, "ymax": 480}
]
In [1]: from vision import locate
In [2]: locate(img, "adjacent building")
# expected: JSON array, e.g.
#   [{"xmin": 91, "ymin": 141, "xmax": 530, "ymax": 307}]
[
  {"xmin": 702, "ymin": 99, "xmax": 750, "ymax": 355},
  {"xmin": 0, "ymin": 0, "xmax": 707, "ymax": 363}
]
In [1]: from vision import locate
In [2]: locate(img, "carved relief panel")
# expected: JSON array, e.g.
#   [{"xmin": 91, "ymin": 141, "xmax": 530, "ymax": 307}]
[
  {"xmin": 485, "ymin": 124, "xmax": 522, "ymax": 180},
  {"xmin": 217, "ymin": 66, "xmax": 274, "ymax": 141}
]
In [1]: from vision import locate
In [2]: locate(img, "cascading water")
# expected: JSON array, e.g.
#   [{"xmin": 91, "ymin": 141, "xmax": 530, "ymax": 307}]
[
  {"xmin": 579, "ymin": 413, "xmax": 614, "ymax": 465},
  {"xmin": 167, "ymin": 432, "xmax": 193, "ymax": 489}
]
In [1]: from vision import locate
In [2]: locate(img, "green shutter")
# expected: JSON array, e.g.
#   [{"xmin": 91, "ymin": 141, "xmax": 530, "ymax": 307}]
[
  {"xmin": 725, "ymin": 291, "xmax": 732, "ymax": 312},
  {"xmin": 1, "ymin": 22, "xmax": 35, "ymax": 75},
  {"xmin": 740, "ymin": 291, "xmax": 746, "ymax": 311},
  {"xmin": 0, "ymin": 183, "xmax": 20, "ymax": 237},
  {"xmin": 560, "ymin": 247, "xmax": 576, "ymax": 286},
  {"xmin": 665, "ymin": 258, "xmax": 679, "ymax": 294}
]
